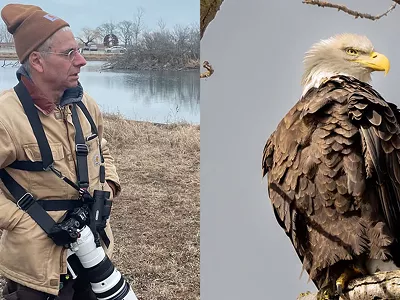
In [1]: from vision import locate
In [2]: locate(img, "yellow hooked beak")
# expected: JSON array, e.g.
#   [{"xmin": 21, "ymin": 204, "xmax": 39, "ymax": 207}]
[{"xmin": 356, "ymin": 51, "xmax": 390, "ymax": 75}]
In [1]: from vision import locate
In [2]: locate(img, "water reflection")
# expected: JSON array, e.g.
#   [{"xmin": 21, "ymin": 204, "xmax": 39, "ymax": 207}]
[
  {"xmin": 80, "ymin": 62, "xmax": 200, "ymax": 124},
  {"xmin": 0, "ymin": 60, "xmax": 200, "ymax": 124}
]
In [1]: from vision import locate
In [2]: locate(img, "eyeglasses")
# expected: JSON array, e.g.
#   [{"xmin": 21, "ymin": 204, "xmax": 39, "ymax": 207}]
[{"xmin": 41, "ymin": 48, "xmax": 83, "ymax": 62}]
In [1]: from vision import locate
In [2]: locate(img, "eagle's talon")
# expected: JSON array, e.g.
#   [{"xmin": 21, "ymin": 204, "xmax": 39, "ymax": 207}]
[
  {"xmin": 335, "ymin": 264, "xmax": 364, "ymax": 297},
  {"xmin": 335, "ymin": 271, "xmax": 348, "ymax": 297},
  {"xmin": 316, "ymin": 287, "xmax": 336, "ymax": 300},
  {"xmin": 336, "ymin": 282, "xmax": 344, "ymax": 296}
]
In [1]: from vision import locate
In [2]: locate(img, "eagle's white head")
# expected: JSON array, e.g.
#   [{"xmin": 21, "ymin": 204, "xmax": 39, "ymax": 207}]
[{"xmin": 301, "ymin": 33, "xmax": 390, "ymax": 95}]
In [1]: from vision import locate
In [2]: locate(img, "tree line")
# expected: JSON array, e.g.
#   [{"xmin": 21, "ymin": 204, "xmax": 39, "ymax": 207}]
[
  {"xmin": 76, "ymin": 7, "xmax": 199, "ymax": 70},
  {"xmin": 0, "ymin": 7, "xmax": 200, "ymax": 71}
]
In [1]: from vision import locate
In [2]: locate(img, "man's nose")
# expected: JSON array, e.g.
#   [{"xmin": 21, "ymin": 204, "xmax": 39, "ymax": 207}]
[{"xmin": 74, "ymin": 51, "xmax": 87, "ymax": 67}]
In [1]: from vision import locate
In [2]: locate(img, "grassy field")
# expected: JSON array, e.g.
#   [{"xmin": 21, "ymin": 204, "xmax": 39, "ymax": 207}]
[{"xmin": 0, "ymin": 114, "xmax": 200, "ymax": 299}]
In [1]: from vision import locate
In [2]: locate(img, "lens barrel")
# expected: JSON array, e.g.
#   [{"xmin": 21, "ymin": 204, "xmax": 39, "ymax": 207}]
[{"xmin": 67, "ymin": 226, "xmax": 138, "ymax": 300}]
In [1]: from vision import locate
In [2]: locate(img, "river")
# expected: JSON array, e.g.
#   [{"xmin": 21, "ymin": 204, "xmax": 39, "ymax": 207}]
[{"xmin": 0, "ymin": 60, "xmax": 200, "ymax": 124}]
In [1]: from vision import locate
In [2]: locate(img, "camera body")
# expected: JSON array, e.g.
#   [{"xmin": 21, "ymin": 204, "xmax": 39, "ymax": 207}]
[
  {"xmin": 48, "ymin": 205, "xmax": 89, "ymax": 247},
  {"xmin": 48, "ymin": 189, "xmax": 112, "ymax": 247}
]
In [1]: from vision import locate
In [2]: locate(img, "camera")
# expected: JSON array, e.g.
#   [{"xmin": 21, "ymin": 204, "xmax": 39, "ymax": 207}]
[
  {"xmin": 48, "ymin": 206, "xmax": 88, "ymax": 247},
  {"xmin": 51, "ymin": 190, "xmax": 138, "ymax": 300}
]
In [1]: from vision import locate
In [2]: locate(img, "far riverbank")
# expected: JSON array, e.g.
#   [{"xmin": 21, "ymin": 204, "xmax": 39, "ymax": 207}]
[
  {"xmin": 0, "ymin": 51, "xmax": 113, "ymax": 61},
  {"xmin": 0, "ymin": 51, "xmax": 201, "ymax": 71}
]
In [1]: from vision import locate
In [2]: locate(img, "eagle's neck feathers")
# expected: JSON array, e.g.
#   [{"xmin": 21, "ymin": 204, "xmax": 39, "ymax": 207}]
[{"xmin": 301, "ymin": 68, "xmax": 372, "ymax": 97}]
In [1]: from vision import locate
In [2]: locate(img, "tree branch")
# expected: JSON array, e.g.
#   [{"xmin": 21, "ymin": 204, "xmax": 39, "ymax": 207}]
[
  {"xmin": 200, "ymin": 0, "xmax": 224, "ymax": 39},
  {"xmin": 302, "ymin": 0, "xmax": 397, "ymax": 20},
  {"xmin": 297, "ymin": 270, "xmax": 400, "ymax": 300},
  {"xmin": 200, "ymin": 0, "xmax": 222, "ymax": 79}
]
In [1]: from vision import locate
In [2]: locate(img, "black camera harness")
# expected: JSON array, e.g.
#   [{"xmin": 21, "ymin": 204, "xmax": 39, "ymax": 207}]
[{"xmin": 0, "ymin": 81, "xmax": 110, "ymax": 248}]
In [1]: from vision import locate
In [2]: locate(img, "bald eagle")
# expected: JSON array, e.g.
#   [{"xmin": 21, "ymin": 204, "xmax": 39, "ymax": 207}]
[{"xmin": 262, "ymin": 33, "xmax": 400, "ymax": 299}]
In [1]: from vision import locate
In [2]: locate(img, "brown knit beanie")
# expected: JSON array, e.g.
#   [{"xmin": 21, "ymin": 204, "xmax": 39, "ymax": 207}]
[{"xmin": 1, "ymin": 4, "xmax": 69, "ymax": 62}]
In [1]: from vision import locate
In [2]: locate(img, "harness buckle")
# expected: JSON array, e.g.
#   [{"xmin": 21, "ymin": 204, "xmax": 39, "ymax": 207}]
[
  {"xmin": 17, "ymin": 193, "xmax": 35, "ymax": 211},
  {"xmin": 86, "ymin": 133, "xmax": 98, "ymax": 142},
  {"xmin": 43, "ymin": 162, "xmax": 54, "ymax": 172},
  {"xmin": 75, "ymin": 144, "xmax": 89, "ymax": 156}
]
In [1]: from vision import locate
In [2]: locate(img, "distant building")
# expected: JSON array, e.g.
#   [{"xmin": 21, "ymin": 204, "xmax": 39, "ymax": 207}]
[{"xmin": 103, "ymin": 34, "xmax": 119, "ymax": 47}]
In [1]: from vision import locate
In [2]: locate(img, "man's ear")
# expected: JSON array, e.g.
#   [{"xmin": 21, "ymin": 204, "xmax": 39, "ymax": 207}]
[{"xmin": 29, "ymin": 52, "xmax": 44, "ymax": 73}]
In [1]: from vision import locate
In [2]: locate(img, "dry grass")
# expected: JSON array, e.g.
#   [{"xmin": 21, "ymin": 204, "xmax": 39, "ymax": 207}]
[
  {"xmin": 0, "ymin": 113, "xmax": 200, "ymax": 300},
  {"xmin": 103, "ymin": 113, "xmax": 200, "ymax": 300}
]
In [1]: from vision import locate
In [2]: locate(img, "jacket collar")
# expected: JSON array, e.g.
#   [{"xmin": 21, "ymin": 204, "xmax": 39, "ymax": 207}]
[{"xmin": 16, "ymin": 65, "xmax": 84, "ymax": 115}]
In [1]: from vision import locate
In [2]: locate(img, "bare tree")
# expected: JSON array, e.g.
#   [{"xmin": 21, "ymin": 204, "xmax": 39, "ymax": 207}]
[
  {"xmin": 132, "ymin": 7, "xmax": 145, "ymax": 47},
  {"xmin": 97, "ymin": 22, "xmax": 118, "ymax": 42},
  {"xmin": 173, "ymin": 24, "xmax": 190, "ymax": 58},
  {"xmin": 117, "ymin": 21, "xmax": 133, "ymax": 47},
  {"xmin": 188, "ymin": 22, "xmax": 200, "ymax": 60},
  {"xmin": 113, "ymin": 20, "xmax": 197, "ymax": 69},
  {"xmin": 157, "ymin": 18, "xmax": 167, "ymax": 32},
  {"xmin": 0, "ymin": 23, "xmax": 13, "ymax": 43},
  {"xmin": 76, "ymin": 27, "xmax": 100, "ymax": 50},
  {"xmin": 142, "ymin": 26, "xmax": 174, "ymax": 60}
]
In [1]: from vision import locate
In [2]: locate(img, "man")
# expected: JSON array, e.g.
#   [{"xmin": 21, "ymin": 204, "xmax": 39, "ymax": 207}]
[{"xmin": 0, "ymin": 3, "xmax": 121, "ymax": 300}]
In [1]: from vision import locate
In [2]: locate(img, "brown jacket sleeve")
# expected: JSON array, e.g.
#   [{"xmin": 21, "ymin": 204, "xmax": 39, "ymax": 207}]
[
  {"xmin": 0, "ymin": 120, "xmax": 26, "ymax": 230},
  {"xmin": 101, "ymin": 137, "xmax": 121, "ymax": 197}
]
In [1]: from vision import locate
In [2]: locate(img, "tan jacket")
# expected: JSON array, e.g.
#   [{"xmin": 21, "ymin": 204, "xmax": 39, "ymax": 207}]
[{"xmin": 0, "ymin": 84, "xmax": 121, "ymax": 295}]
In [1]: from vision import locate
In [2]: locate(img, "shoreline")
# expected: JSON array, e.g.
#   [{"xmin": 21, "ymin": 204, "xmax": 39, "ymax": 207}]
[
  {"xmin": 0, "ymin": 52, "xmax": 201, "ymax": 71},
  {"xmin": 0, "ymin": 52, "xmax": 113, "ymax": 61}
]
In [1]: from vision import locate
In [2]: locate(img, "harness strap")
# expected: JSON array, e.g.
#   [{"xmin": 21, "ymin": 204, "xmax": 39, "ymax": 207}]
[
  {"xmin": 76, "ymin": 101, "xmax": 98, "ymax": 136},
  {"xmin": 8, "ymin": 160, "xmax": 43, "ymax": 171},
  {"xmin": 0, "ymin": 170, "xmax": 83, "ymax": 211},
  {"xmin": 13, "ymin": 81, "xmax": 53, "ymax": 170},
  {"xmin": 36, "ymin": 199, "xmax": 83, "ymax": 211},
  {"xmin": 0, "ymin": 169, "xmax": 56, "ymax": 234},
  {"xmin": 76, "ymin": 101, "xmax": 105, "ymax": 185},
  {"xmin": 71, "ymin": 104, "xmax": 89, "ymax": 189}
]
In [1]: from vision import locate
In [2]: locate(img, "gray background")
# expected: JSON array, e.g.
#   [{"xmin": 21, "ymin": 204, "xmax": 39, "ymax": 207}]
[{"xmin": 200, "ymin": 1, "xmax": 400, "ymax": 299}]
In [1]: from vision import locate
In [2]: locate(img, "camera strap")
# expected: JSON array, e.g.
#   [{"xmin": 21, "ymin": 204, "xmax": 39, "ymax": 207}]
[
  {"xmin": 70, "ymin": 102, "xmax": 110, "ymax": 248},
  {"xmin": 75, "ymin": 101, "xmax": 106, "ymax": 186},
  {"xmin": 71, "ymin": 103, "xmax": 89, "ymax": 189}
]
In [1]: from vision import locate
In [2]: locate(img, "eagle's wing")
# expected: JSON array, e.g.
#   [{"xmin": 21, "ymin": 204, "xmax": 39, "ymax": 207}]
[
  {"xmin": 262, "ymin": 76, "xmax": 399, "ymax": 281},
  {"xmin": 348, "ymin": 79, "xmax": 400, "ymax": 238}
]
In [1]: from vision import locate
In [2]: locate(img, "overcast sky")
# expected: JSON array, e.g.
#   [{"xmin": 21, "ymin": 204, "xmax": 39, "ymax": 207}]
[
  {"xmin": 201, "ymin": 1, "xmax": 400, "ymax": 299},
  {"xmin": 1, "ymin": 0, "xmax": 198, "ymax": 34}
]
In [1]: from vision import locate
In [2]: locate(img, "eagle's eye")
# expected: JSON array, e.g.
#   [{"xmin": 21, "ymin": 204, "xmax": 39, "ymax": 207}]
[{"xmin": 346, "ymin": 48, "xmax": 358, "ymax": 56}]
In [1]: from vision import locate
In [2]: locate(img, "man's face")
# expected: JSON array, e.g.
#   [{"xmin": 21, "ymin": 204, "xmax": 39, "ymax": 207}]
[{"xmin": 41, "ymin": 29, "xmax": 86, "ymax": 91}]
